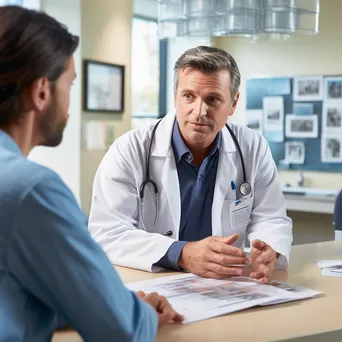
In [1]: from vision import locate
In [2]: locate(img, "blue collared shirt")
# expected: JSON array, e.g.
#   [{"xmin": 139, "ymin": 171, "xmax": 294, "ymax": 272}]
[
  {"xmin": 154, "ymin": 121, "xmax": 221, "ymax": 270},
  {"xmin": 0, "ymin": 130, "xmax": 157, "ymax": 341}
]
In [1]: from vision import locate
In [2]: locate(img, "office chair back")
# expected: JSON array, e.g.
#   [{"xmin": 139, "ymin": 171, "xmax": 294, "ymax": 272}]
[{"xmin": 334, "ymin": 190, "xmax": 342, "ymax": 240}]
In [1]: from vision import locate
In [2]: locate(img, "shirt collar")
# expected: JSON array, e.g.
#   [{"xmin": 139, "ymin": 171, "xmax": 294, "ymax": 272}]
[
  {"xmin": 0, "ymin": 129, "xmax": 23, "ymax": 156},
  {"xmin": 172, "ymin": 120, "xmax": 221, "ymax": 163}
]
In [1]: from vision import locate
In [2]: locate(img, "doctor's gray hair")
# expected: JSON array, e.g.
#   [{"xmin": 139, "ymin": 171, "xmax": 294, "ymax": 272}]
[{"xmin": 173, "ymin": 46, "xmax": 241, "ymax": 102}]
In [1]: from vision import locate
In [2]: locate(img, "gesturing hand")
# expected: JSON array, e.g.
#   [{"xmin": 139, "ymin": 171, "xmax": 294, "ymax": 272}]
[
  {"xmin": 178, "ymin": 233, "xmax": 249, "ymax": 279},
  {"xmin": 249, "ymin": 239, "xmax": 278, "ymax": 283}
]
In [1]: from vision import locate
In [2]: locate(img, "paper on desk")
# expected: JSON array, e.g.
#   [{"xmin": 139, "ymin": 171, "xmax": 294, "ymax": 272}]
[
  {"xmin": 258, "ymin": 281, "xmax": 321, "ymax": 305},
  {"xmin": 126, "ymin": 274, "xmax": 321, "ymax": 324},
  {"xmin": 316, "ymin": 260, "xmax": 342, "ymax": 268},
  {"xmin": 321, "ymin": 265, "xmax": 342, "ymax": 277}
]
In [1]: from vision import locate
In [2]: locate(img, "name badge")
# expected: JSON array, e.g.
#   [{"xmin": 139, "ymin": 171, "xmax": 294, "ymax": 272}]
[{"xmin": 230, "ymin": 196, "xmax": 253, "ymax": 227}]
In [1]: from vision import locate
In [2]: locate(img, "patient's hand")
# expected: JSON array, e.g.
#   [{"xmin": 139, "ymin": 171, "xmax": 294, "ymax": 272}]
[{"xmin": 137, "ymin": 291, "xmax": 184, "ymax": 327}]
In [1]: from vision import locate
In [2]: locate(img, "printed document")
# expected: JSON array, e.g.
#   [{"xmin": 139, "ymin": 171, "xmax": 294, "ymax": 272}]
[
  {"xmin": 317, "ymin": 260, "xmax": 342, "ymax": 276},
  {"xmin": 126, "ymin": 274, "xmax": 321, "ymax": 324}
]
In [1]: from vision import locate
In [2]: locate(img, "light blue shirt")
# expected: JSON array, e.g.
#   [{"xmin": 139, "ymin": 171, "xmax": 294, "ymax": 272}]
[
  {"xmin": 154, "ymin": 121, "xmax": 221, "ymax": 270},
  {"xmin": 0, "ymin": 130, "xmax": 157, "ymax": 341}
]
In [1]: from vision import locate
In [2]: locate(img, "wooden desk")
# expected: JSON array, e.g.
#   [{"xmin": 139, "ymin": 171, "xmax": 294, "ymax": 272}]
[{"xmin": 53, "ymin": 241, "xmax": 342, "ymax": 342}]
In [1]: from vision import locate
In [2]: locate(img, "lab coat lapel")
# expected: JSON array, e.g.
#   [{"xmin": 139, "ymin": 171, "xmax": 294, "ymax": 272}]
[
  {"xmin": 152, "ymin": 112, "xmax": 181, "ymax": 239},
  {"xmin": 212, "ymin": 126, "xmax": 237, "ymax": 236},
  {"xmin": 161, "ymin": 151, "xmax": 181, "ymax": 240}
]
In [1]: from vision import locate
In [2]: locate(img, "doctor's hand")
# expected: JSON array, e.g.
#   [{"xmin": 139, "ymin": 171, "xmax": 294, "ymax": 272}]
[
  {"xmin": 249, "ymin": 239, "xmax": 278, "ymax": 283},
  {"xmin": 136, "ymin": 291, "xmax": 184, "ymax": 327},
  {"xmin": 177, "ymin": 233, "xmax": 249, "ymax": 279}
]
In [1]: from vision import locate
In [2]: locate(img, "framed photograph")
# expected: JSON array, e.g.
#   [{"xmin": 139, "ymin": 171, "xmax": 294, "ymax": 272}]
[
  {"xmin": 285, "ymin": 141, "xmax": 305, "ymax": 164},
  {"xmin": 263, "ymin": 96, "xmax": 284, "ymax": 132},
  {"xmin": 322, "ymin": 101, "xmax": 342, "ymax": 134},
  {"xmin": 292, "ymin": 103, "xmax": 314, "ymax": 115},
  {"xmin": 324, "ymin": 77, "xmax": 342, "ymax": 100},
  {"xmin": 321, "ymin": 135, "xmax": 342, "ymax": 163},
  {"xmin": 293, "ymin": 76, "xmax": 323, "ymax": 101},
  {"xmin": 285, "ymin": 114, "xmax": 318, "ymax": 138},
  {"xmin": 83, "ymin": 59, "xmax": 125, "ymax": 113},
  {"xmin": 245, "ymin": 109, "xmax": 262, "ymax": 134}
]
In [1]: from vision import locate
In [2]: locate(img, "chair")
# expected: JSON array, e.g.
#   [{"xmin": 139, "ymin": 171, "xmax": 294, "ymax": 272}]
[{"xmin": 333, "ymin": 190, "xmax": 342, "ymax": 240}]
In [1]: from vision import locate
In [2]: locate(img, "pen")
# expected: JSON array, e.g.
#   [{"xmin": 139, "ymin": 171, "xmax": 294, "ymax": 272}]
[
  {"xmin": 235, "ymin": 199, "xmax": 241, "ymax": 206},
  {"xmin": 231, "ymin": 180, "xmax": 236, "ymax": 193}
]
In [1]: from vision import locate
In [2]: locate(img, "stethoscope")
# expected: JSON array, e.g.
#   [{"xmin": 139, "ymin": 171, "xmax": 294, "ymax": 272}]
[{"xmin": 139, "ymin": 119, "xmax": 252, "ymax": 236}]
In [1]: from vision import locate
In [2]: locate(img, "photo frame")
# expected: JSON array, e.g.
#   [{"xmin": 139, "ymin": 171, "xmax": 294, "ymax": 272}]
[
  {"xmin": 293, "ymin": 76, "xmax": 323, "ymax": 101},
  {"xmin": 322, "ymin": 101, "xmax": 342, "ymax": 134},
  {"xmin": 285, "ymin": 141, "xmax": 305, "ymax": 164},
  {"xmin": 83, "ymin": 59, "xmax": 125, "ymax": 113},
  {"xmin": 263, "ymin": 96, "xmax": 284, "ymax": 132},
  {"xmin": 285, "ymin": 114, "xmax": 318, "ymax": 138},
  {"xmin": 245, "ymin": 109, "xmax": 263, "ymax": 134},
  {"xmin": 324, "ymin": 76, "xmax": 342, "ymax": 101},
  {"xmin": 321, "ymin": 135, "xmax": 342, "ymax": 163}
]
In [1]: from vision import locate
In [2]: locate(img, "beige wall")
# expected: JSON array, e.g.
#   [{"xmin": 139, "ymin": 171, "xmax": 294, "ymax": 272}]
[
  {"xmin": 29, "ymin": 0, "xmax": 82, "ymax": 202},
  {"xmin": 213, "ymin": 0, "xmax": 342, "ymax": 191},
  {"xmin": 81, "ymin": 0, "xmax": 133, "ymax": 214}
]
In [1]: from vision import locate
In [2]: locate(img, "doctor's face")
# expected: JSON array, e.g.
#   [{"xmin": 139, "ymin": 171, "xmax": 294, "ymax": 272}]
[{"xmin": 174, "ymin": 67, "xmax": 239, "ymax": 149}]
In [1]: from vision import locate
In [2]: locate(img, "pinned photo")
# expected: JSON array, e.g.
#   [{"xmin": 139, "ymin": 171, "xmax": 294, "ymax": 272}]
[
  {"xmin": 321, "ymin": 135, "xmax": 342, "ymax": 163},
  {"xmin": 322, "ymin": 101, "xmax": 342, "ymax": 134},
  {"xmin": 326, "ymin": 108, "xmax": 341, "ymax": 127},
  {"xmin": 285, "ymin": 114, "xmax": 318, "ymax": 138},
  {"xmin": 245, "ymin": 109, "xmax": 263, "ymax": 134},
  {"xmin": 263, "ymin": 96, "xmax": 284, "ymax": 132},
  {"xmin": 324, "ymin": 77, "xmax": 342, "ymax": 100},
  {"xmin": 293, "ymin": 76, "xmax": 323, "ymax": 101},
  {"xmin": 285, "ymin": 141, "xmax": 305, "ymax": 164}
]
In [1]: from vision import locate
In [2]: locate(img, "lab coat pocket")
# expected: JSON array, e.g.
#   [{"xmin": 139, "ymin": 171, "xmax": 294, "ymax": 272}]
[{"xmin": 222, "ymin": 197, "xmax": 253, "ymax": 236}]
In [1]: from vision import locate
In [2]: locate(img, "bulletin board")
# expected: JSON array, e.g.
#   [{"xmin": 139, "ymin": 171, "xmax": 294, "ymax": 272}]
[{"xmin": 246, "ymin": 76, "xmax": 342, "ymax": 172}]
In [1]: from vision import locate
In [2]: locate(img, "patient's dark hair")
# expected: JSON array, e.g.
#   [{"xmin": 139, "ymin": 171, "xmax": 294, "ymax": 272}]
[{"xmin": 0, "ymin": 6, "xmax": 79, "ymax": 126}]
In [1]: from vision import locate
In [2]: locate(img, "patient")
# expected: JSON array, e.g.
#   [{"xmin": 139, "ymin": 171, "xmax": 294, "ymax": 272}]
[{"xmin": 0, "ymin": 6, "xmax": 182, "ymax": 342}]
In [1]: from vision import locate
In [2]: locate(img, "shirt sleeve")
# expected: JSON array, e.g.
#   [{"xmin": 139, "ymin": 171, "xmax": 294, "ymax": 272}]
[
  {"xmin": 7, "ymin": 171, "xmax": 158, "ymax": 342},
  {"xmin": 56, "ymin": 315, "xmax": 69, "ymax": 330},
  {"xmin": 154, "ymin": 241, "xmax": 188, "ymax": 271}
]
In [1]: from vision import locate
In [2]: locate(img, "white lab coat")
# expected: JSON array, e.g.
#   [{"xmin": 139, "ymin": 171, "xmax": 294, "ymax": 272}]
[{"xmin": 88, "ymin": 112, "xmax": 292, "ymax": 272}]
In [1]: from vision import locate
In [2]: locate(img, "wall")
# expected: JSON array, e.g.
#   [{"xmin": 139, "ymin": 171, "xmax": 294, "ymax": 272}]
[
  {"xmin": 81, "ymin": 0, "xmax": 133, "ymax": 214},
  {"xmin": 28, "ymin": 0, "xmax": 82, "ymax": 202},
  {"xmin": 213, "ymin": 0, "xmax": 342, "ymax": 191},
  {"xmin": 134, "ymin": 0, "xmax": 157, "ymax": 18},
  {"xmin": 21, "ymin": 0, "xmax": 40, "ymax": 8},
  {"xmin": 0, "ymin": 0, "xmax": 40, "ymax": 8}
]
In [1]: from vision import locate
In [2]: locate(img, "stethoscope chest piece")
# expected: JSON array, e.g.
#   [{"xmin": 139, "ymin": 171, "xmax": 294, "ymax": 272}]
[{"xmin": 240, "ymin": 182, "xmax": 252, "ymax": 196}]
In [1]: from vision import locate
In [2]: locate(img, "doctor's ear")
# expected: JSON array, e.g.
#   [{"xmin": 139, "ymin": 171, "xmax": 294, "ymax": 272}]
[
  {"xmin": 229, "ymin": 92, "xmax": 240, "ymax": 116},
  {"xmin": 173, "ymin": 93, "xmax": 178, "ymax": 108}
]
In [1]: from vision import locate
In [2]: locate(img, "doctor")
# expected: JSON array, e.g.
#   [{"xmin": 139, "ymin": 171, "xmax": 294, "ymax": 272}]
[{"xmin": 89, "ymin": 46, "xmax": 293, "ymax": 282}]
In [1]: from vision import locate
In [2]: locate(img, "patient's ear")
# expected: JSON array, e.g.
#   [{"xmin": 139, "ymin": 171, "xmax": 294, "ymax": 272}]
[{"xmin": 25, "ymin": 77, "xmax": 52, "ymax": 114}]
